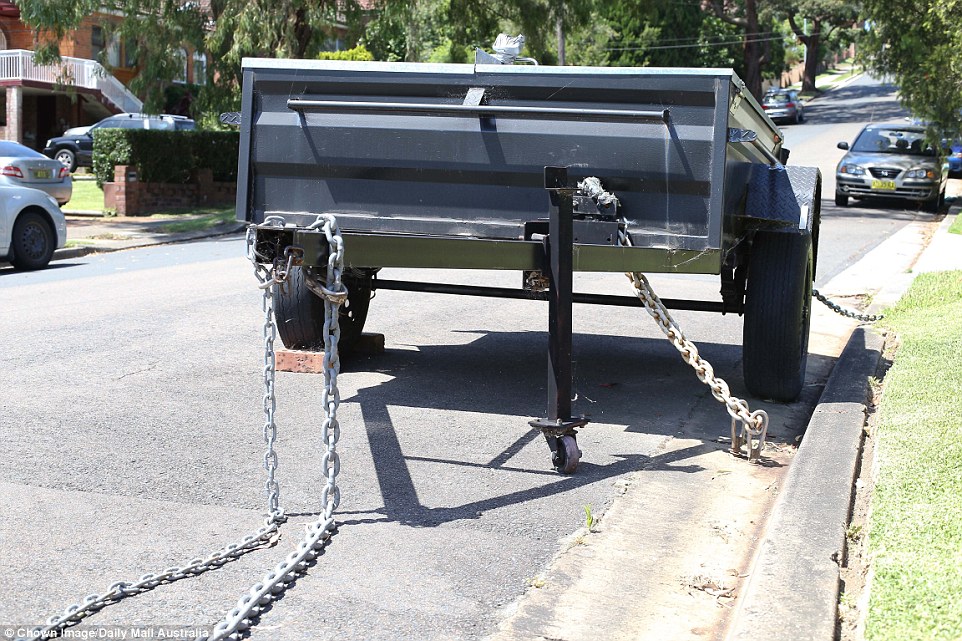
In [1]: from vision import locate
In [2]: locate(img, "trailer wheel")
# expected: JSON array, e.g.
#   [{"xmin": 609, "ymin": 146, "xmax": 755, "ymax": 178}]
[
  {"xmin": 551, "ymin": 435, "xmax": 581, "ymax": 474},
  {"xmin": 273, "ymin": 266, "xmax": 372, "ymax": 352},
  {"xmin": 743, "ymin": 231, "xmax": 813, "ymax": 402}
]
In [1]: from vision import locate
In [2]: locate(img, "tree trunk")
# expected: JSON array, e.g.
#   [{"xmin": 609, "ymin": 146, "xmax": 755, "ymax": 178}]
[
  {"xmin": 556, "ymin": 16, "xmax": 565, "ymax": 65},
  {"xmin": 801, "ymin": 20, "xmax": 822, "ymax": 93},
  {"xmin": 742, "ymin": 0, "xmax": 763, "ymax": 99}
]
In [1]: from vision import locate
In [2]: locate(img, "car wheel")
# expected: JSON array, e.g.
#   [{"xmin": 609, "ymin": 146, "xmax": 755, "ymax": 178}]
[
  {"xmin": 54, "ymin": 148, "xmax": 77, "ymax": 173},
  {"xmin": 922, "ymin": 190, "xmax": 944, "ymax": 213},
  {"xmin": 835, "ymin": 192, "xmax": 848, "ymax": 207},
  {"xmin": 743, "ymin": 230, "xmax": 814, "ymax": 402},
  {"xmin": 9, "ymin": 211, "xmax": 55, "ymax": 271}
]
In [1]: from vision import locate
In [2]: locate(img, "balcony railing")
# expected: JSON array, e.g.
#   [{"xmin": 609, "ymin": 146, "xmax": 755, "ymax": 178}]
[{"xmin": 0, "ymin": 49, "xmax": 142, "ymax": 113}]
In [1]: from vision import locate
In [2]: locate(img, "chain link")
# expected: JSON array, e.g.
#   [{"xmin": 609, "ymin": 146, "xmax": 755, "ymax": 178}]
[
  {"xmin": 812, "ymin": 288, "xmax": 884, "ymax": 322},
  {"xmin": 29, "ymin": 215, "xmax": 347, "ymax": 641},
  {"xmin": 587, "ymin": 179, "xmax": 769, "ymax": 462},
  {"xmin": 206, "ymin": 214, "xmax": 347, "ymax": 640}
]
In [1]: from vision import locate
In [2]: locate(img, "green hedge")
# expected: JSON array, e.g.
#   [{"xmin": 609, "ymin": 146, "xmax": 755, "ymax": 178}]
[{"xmin": 92, "ymin": 129, "xmax": 239, "ymax": 188}]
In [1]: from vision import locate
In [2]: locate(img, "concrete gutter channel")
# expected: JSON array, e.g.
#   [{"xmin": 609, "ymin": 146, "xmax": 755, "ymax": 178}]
[{"xmin": 729, "ymin": 209, "xmax": 959, "ymax": 641}]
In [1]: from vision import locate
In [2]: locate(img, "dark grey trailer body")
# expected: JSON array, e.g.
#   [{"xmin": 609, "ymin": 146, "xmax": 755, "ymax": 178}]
[
  {"xmin": 237, "ymin": 60, "xmax": 810, "ymax": 275},
  {"xmin": 236, "ymin": 58, "xmax": 821, "ymax": 470}
]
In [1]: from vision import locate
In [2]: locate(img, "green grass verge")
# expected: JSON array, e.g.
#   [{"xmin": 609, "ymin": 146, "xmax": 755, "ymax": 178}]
[
  {"xmin": 149, "ymin": 206, "xmax": 235, "ymax": 233},
  {"xmin": 63, "ymin": 177, "xmax": 108, "ymax": 213},
  {"xmin": 866, "ymin": 270, "xmax": 962, "ymax": 641},
  {"xmin": 949, "ymin": 215, "xmax": 962, "ymax": 235}
]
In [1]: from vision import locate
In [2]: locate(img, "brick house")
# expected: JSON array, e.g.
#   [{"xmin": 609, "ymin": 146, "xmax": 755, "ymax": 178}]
[{"xmin": 0, "ymin": 1, "xmax": 207, "ymax": 150}]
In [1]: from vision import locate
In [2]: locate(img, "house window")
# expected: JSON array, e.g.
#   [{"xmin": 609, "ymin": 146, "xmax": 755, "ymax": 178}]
[
  {"xmin": 0, "ymin": 28, "xmax": 8, "ymax": 50},
  {"xmin": 107, "ymin": 34, "xmax": 121, "ymax": 67},
  {"xmin": 91, "ymin": 26, "xmax": 105, "ymax": 61},
  {"xmin": 173, "ymin": 48, "xmax": 187, "ymax": 83},
  {"xmin": 192, "ymin": 52, "xmax": 207, "ymax": 85},
  {"xmin": 123, "ymin": 39, "xmax": 138, "ymax": 68}
]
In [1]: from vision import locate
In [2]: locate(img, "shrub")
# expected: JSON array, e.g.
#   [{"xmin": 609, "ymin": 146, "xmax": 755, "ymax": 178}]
[
  {"xmin": 93, "ymin": 129, "xmax": 239, "ymax": 187},
  {"xmin": 316, "ymin": 45, "xmax": 374, "ymax": 61}
]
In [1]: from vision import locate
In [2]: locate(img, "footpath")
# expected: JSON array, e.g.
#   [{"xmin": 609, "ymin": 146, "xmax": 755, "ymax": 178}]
[{"xmin": 54, "ymin": 211, "xmax": 244, "ymax": 261}]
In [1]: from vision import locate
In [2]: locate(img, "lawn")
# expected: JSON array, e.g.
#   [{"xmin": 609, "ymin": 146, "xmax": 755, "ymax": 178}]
[
  {"xmin": 63, "ymin": 177, "xmax": 108, "ymax": 213},
  {"xmin": 949, "ymin": 214, "xmax": 962, "ymax": 235},
  {"xmin": 866, "ymin": 270, "xmax": 962, "ymax": 641},
  {"xmin": 63, "ymin": 177, "xmax": 235, "ymax": 232}
]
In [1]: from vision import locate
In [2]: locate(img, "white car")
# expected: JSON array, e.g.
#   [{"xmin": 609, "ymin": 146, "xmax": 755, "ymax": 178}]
[
  {"xmin": 0, "ymin": 185, "xmax": 68, "ymax": 270},
  {"xmin": 0, "ymin": 140, "xmax": 73, "ymax": 205}
]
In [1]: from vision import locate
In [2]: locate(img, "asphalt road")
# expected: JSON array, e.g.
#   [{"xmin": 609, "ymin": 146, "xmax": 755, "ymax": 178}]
[
  {"xmin": 777, "ymin": 74, "xmax": 931, "ymax": 286},
  {"xmin": 0, "ymin": 75, "xmax": 929, "ymax": 640}
]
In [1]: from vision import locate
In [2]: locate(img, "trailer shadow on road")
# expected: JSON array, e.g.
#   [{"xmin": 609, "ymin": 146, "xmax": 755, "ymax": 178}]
[{"xmin": 326, "ymin": 329, "xmax": 823, "ymax": 529}]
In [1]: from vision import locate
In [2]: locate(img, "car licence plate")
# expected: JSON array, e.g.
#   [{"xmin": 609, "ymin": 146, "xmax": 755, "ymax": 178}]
[
  {"xmin": 33, "ymin": 169, "xmax": 51, "ymax": 179},
  {"xmin": 871, "ymin": 179, "xmax": 896, "ymax": 190}
]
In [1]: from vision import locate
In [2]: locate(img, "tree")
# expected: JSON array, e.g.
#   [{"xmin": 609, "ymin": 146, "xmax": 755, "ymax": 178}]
[
  {"xmin": 860, "ymin": 1, "xmax": 962, "ymax": 137},
  {"xmin": 18, "ymin": 0, "xmax": 205, "ymax": 112},
  {"xmin": 770, "ymin": 0, "xmax": 858, "ymax": 92},
  {"xmin": 17, "ymin": 0, "xmax": 361, "ymax": 117},
  {"xmin": 708, "ymin": 0, "xmax": 768, "ymax": 98}
]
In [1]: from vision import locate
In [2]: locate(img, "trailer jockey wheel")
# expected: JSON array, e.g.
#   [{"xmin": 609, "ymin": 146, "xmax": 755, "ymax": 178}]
[{"xmin": 551, "ymin": 435, "xmax": 581, "ymax": 474}]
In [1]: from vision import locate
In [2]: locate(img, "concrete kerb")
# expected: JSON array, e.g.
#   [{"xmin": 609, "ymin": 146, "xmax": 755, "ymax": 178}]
[
  {"xmin": 727, "ymin": 208, "xmax": 959, "ymax": 641},
  {"xmin": 726, "ymin": 326, "xmax": 884, "ymax": 641}
]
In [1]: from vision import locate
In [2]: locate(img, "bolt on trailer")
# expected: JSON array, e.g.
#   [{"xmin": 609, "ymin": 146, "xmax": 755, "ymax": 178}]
[{"xmin": 237, "ymin": 57, "xmax": 821, "ymax": 473}]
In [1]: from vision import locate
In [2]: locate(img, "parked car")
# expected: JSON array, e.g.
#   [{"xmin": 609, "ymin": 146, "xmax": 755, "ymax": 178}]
[
  {"xmin": 0, "ymin": 140, "xmax": 72, "ymax": 205},
  {"xmin": 43, "ymin": 113, "xmax": 196, "ymax": 172},
  {"xmin": 761, "ymin": 89, "xmax": 804, "ymax": 124},
  {"xmin": 0, "ymin": 184, "xmax": 67, "ymax": 270},
  {"xmin": 62, "ymin": 125, "xmax": 91, "ymax": 136},
  {"xmin": 946, "ymin": 141, "xmax": 962, "ymax": 179},
  {"xmin": 835, "ymin": 122, "xmax": 947, "ymax": 211}
]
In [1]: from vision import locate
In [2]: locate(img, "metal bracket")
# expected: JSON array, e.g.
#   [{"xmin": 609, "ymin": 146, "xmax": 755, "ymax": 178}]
[
  {"xmin": 529, "ymin": 166, "xmax": 589, "ymax": 445},
  {"xmin": 463, "ymin": 87, "xmax": 487, "ymax": 107}
]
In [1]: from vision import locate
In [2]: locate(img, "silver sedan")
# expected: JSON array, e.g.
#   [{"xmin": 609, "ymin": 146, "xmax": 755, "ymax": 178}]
[
  {"xmin": 0, "ymin": 140, "xmax": 73, "ymax": 206},
  {"xmin": 0, "ymin": 184, "xmax": 67, "ymax": 270},
  {"xmin": 835, "ymin": 123, "xmax": 946, "ymax": 211}
]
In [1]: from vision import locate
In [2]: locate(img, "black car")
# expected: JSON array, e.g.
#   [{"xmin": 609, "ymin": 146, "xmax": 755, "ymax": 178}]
[{"xmin": 42, "ymin": 113, "xmax": 195, "ymax": 172}]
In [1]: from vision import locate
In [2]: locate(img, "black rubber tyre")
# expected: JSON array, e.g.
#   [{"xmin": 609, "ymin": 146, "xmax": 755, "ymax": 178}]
[
  {"xmin": 835, "ymin": 192, "xmax": 848, "ymax": 207},
  {"xmin": 922, "ymin": 190, "xmax": 944, "ymax": 213},
  {"xmin": 273, "ymin": 266, "xmax": 372, "ymax": 352},
  {"xmin": 743, "ymin": 231, "xmax": 813, "ymax": 402},
  {"xmin": 54, "ymin": 148, "xmax": 77, "ymax": 173},
  {"xmin": 551, "ymin": 435, "xmax": 581, "ymax": 474},
  {"xmin": 9, "ymin": 211, "xmax": 55, "ymax": 271}
]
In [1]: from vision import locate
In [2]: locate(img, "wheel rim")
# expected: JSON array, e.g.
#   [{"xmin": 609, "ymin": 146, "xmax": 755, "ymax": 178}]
[
  {"xmin": 19, "ymin": 221, "xmax": 48, "ymax": 261},
  {"xmin": 55, "ymin": 152, "xmax": 72, "ymax": 168}
]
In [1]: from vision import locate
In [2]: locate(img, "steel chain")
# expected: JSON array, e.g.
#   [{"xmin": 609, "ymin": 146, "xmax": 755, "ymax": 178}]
[
  {"xmin": 205, "ymin": 213, "xmax": 346, "ymax": 640},
  {"xmin": 581, "ymin": 177, "xmax": 769, "ymax": 461},
  {"xmin": 812, "ymin": 288, "xmax": 884, "ymax": 322},
  {"xmin": 28, "ymin": 215, "xmax": 347, "ymax": 641}
]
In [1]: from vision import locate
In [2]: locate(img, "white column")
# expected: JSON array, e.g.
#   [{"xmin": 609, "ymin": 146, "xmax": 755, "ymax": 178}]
[{"xmin": 7, "ymin": 85, "xmax": 22, "ymax": 143}]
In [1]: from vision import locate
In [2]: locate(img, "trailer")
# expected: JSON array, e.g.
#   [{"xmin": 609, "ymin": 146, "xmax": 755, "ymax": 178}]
[{"xmin": 236, "ymin": 57, "xmax": 820, "ymax": 473}]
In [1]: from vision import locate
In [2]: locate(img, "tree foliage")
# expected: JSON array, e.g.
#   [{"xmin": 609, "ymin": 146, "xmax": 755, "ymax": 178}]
[
  {"xmin": 17, "ymin": 0, "xmax": 360, "ymax": 115},
  {"xmin": 769, "ymin": 0, "xmax": 858, "ymax": 92},
  {"xmin": 18, "ymin": 0, "xmax": 205, "ymax": 111},
  {"xmin": 861, "ymin": 1, "xmax": 962, "ymax": 137}
]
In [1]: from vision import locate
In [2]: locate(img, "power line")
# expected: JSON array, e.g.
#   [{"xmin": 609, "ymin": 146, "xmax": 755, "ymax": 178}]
[{"xmin": 607, "ymin": 33, "xmax": 806, "ymax": 52}]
